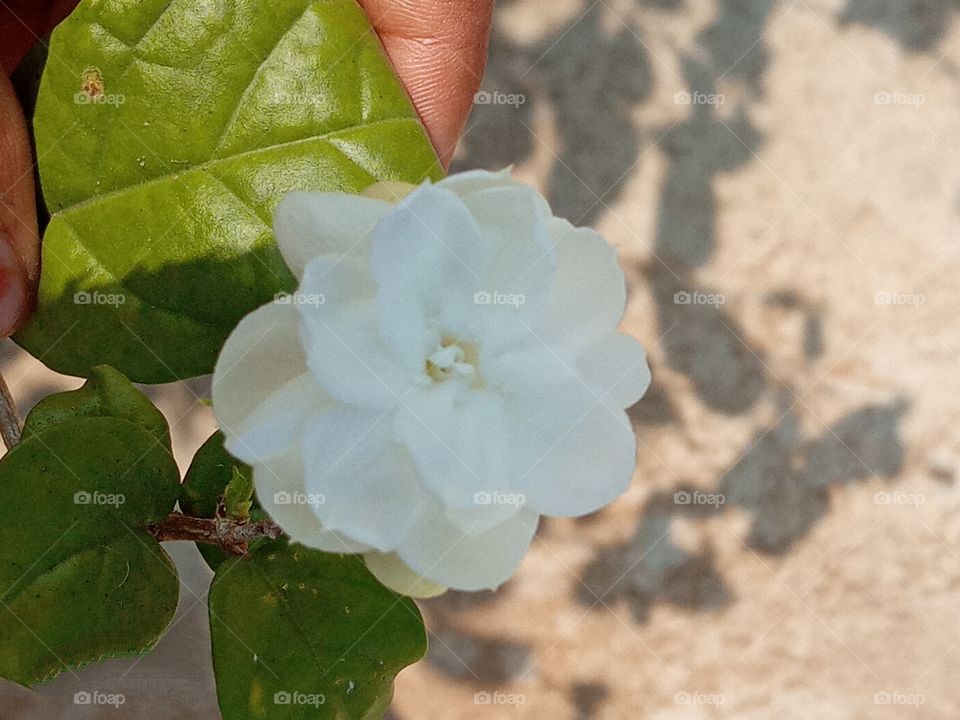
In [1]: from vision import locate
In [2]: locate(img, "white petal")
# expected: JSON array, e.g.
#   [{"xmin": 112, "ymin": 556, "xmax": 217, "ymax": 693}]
[
  {"xmin": 394, "ymin": 383, "xmax": 510, "ymax": 512},
  {"xmin": 212, "ymin": 301, "xmax": 327, "ymax": 464},
  {"xmin": 540, "ymin": 218, "xmax": 627, "ymax": 355},
  {"xmin": 508, "ymin": 384, "xmax": 636, "ymax": 517},
  {"xmin": 363, "ymin": 552, "xmax": 447, "ymax": 598},
  {"xmin": 369, "ymin": 183, "xmax": 488, "ymax": 345},
  {"xmin": 273, "ymin": 191, "xmax": 391, "ymax": 279},
  {"xmin": 298, "ymin": 256, "xmax": 419, "ymax": 409},
  {"xmin": 369, "ymin": 183, "xmax": 486, "ymax": 287},
  {"xmin": 578, "ymin": 332, "xmax": 651, "ymax": 411},
  {"xmin": 302, "ymin": 409, "xmax": 426, "ymax": 552},
  {"xmin": 226, "ymin": 373, "xmax": 327, "ymax": 462},
  {"xmin": 436, "ymin": 168, "xmax": 516, "ymax": 198},
  {"xmin": 252, "ymin": 440, "xmax": 370, "ymax": 554},
  {"xmin": 458, "ymin": 184, "xmax": 555, "ymax": 353},
  {"xmin": 396, "ymin": 506, "xmax": 539, "ymax": 591},
  {"xmin": 482, "ymin": 335, "xmax": 578, "ymax": 400},
  {"xmin": 375, "ymin": 285, "xmax": 438, "ymax": 376}
]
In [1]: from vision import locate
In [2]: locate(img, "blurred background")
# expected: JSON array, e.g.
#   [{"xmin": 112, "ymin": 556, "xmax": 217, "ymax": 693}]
[{"xmin": 4, "ymin": 0, "xmax": 960, "ymax": 717}]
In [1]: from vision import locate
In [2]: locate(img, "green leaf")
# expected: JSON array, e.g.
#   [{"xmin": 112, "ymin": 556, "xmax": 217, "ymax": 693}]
[
  {"xmin": 181, "ymin": 432, "xmax": 241, "ymax": 520},
  {"xmin": 209, "ymin": 542, "xmax": 427, "ymax": 720},
  {"xmin": 16, "ymin": 0, "xmax": 443, "ymax": 383},
  {"xmin": 22, "ymin": 364, "xmax": 169, "ymax": 447},
  {"xmin": 181, "ymin": 431, "xmax": 262, "ymax": 570},
  {"xmin": 0, "ymin": 375, "xmax": 181, "ymax": 685},
  {"xmin": 224, "ymin": 467, "xmax": 254, "ymax": 520}
]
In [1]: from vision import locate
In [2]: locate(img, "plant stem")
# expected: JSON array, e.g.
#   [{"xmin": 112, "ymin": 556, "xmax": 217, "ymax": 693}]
[
  {"xmin": 147, "ymin": 512, "xmax": 283, "ymax": 555},
  {"xmin": 0, "ymin": 370, "xmax": 22, "ymax": 449}
]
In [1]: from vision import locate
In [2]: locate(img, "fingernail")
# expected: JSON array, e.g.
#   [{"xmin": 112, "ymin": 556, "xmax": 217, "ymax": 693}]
[{"xmin": 0, "ymin": 236, "xmax": 28, "ymax": 338}]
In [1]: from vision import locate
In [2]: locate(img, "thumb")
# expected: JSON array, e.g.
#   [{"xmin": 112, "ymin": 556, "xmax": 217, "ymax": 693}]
[
  {"xmin": 358, "ymin": 0, "xmax": 493, "ymax": 167},
  {"xmin": 0, "ymin": 0, "xmax": 78, "ymax": 337},
  {"xmin": 0, "ymin": 72, "xmax": 38, "ymax": 337}
]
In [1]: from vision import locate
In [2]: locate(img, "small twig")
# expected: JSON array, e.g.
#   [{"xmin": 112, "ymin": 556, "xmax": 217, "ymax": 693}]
[
  {"xmin": 147, "ymin": 512, "xmax": 283, "ymax": 555},
  {"xmin": 0, "ymin": 369, "xmax": 22, "ymax": 449}
]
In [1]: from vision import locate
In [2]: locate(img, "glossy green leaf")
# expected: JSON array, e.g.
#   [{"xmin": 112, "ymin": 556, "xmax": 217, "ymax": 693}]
[
  {"xmin": 209, "ymin": 541, "xmax": 427, "ymax": 720},
  {"xmin": 17, "ymin": 0, "xmax": 443, "ymax": 383},
  {"xmin": 0, "ymin": 375, "xmax": 181, "ymax": 685}
]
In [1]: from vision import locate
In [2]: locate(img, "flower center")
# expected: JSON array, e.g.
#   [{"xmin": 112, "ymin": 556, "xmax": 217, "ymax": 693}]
[{"xmin": 426, "ymin": 336, "xmax": 480, "ymax": 385}]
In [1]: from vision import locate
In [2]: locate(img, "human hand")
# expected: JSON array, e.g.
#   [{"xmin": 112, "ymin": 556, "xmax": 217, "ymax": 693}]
[{"xmin": 0, "ymin": 0, "xmax": 492, "ymax": 337}]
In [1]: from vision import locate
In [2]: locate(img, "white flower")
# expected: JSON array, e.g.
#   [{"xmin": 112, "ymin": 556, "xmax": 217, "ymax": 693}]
[{"xmin": 212, "ymin": 169, "xmax": 650, "ymax": 595}]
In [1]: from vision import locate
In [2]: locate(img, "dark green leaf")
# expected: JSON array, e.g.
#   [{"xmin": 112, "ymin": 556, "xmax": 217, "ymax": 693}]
[
  {"xmin": 0, "ymin": 372, "xmax": 181, "ymax": 685},
  {"xmin": 22, "ymin": 364, "xmax": 169, "ymax": 447},
  {"xmin": 209, "ymin": 542, "xmax": 427, "ymax": 720},
  {"xmin": 181, "ymin": 432, "xmax": 241, "ymax": 520},
  {"xmin": 16, "ymin": 0, "xmax": 443, "ymax": 383}
]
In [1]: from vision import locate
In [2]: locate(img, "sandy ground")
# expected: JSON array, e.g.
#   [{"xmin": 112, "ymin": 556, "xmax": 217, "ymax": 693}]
[{"xmin": 3, "ymin": 0, "xmax": 960, "ymax": 717}]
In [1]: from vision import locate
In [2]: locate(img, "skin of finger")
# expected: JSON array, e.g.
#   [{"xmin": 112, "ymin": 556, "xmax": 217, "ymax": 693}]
[
  {"xmin": 358, "ymin": 0, "xmax": 494, "ymax": 167},
  {"xmin": 0, "ymin": 71, "xmax": 38, "ymax": 335},
  {"xmin": 0, "ymin": 0, "xmax": 79, "ymax": 72},
  {"xmin": 0, "ymin": 0, "xmax": 78, "ymax": 336}
]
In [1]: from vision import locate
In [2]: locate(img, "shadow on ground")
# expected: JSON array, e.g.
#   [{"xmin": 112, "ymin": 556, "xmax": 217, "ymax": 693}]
[{"xmin": 433, "ymin": 0, "xmax": 921, "ymax": 677}]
